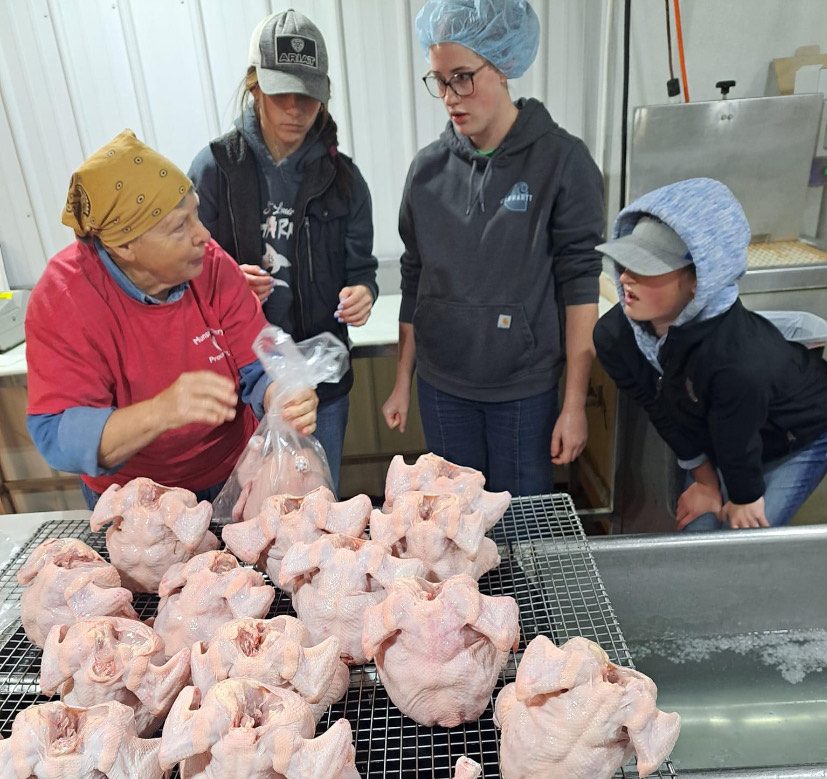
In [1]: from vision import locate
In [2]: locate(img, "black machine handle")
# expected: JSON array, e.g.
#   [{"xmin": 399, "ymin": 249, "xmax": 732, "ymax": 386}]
[{"xmin": 715, "ymin": 80, "xmax": 736, "ymax": 98}]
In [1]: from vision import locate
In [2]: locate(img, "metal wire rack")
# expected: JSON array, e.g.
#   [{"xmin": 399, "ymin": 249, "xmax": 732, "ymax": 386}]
[{"xmin": 0, "ymin": 495, "xmax": 678, "ymax": 778}]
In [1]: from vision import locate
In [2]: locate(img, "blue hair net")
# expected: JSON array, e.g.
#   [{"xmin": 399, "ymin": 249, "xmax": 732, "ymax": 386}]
[{"xmin": 415, "ymin": 0, "xmax": 540, "ymax": 79}]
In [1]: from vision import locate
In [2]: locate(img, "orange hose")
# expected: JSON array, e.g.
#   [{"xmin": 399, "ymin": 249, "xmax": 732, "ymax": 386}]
[{"xmin": 673, "ymin": 0, "xmax": 690, "ymax": 102}]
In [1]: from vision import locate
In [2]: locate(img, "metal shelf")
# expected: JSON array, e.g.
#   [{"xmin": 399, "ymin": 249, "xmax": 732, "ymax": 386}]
[{"xmin": 0, "ymin": 495, "xmax": 678, "ymax": 778}]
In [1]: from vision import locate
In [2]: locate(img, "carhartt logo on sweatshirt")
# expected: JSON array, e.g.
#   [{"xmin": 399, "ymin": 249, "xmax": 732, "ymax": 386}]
[
  {"xmin": 501, "ymin": 181, "xmax": 533, "ymax": 212},
  {"xmin": 497, "ymin": 314, "xmax": 512, "ymax": 329}
]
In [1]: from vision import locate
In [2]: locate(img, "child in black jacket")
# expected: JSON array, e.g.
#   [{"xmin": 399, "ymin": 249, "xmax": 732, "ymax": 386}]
[{"xmin": 594, "ymin": 178, "xmax": 827, "ymax": 531}]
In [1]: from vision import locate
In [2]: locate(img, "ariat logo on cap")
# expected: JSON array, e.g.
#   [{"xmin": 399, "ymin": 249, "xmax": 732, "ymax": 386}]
[
  {"xmin": 276, "ymin": 35, "xmax": 317, "ymax": 68},
  {"xmin": 501, "ymin": 181, "xmax": 533, "ymax": 213}
]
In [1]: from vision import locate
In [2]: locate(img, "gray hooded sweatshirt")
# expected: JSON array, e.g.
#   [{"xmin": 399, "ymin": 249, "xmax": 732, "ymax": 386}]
[{"xmin": 399, "ymin": 98, "xmax": 604, "ymax": 403}]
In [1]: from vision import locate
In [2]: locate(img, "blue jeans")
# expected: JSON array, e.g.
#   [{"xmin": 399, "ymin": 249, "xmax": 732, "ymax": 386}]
[
  {"xmin": 80, "ymin": 479, "xmax": 225, "ymax": 511},
  {"xmin": 681, "ymin": 430, "xmax": 827, "ymax": 532},
  {"xmin": 416, "ymin": 376, "xmax": 557, "ymax": 496},
  {"xmin": 313, "ymin": 394, "xmax": 349, "ymax": 496}
]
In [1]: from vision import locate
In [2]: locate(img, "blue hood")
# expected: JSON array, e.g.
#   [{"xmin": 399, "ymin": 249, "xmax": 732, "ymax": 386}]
[{"xmin": 609, "ymin": 177, "xmax": 750, "ymax": 372}]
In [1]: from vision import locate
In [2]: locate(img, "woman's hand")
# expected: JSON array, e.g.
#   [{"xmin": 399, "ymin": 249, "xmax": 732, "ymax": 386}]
[
  {"xmin": 336, "ymin": 285, "xmax": 373, "ymax": 326},
  {"xmin": 382, "ymin": 383, "xmax": 411, "ymax": 433},
  {"xmin": 550, "ymin": 406, "xmax": 588, "ymax": 464},
  {"xmin": 280, "ymin": 387, "xmax": 319, "ymax": 436},
  {"xmin": 676, "ymin": 481, "xmax": 723, "ymax": 531},
  {"xmin": 152, "ymin": 371, "xmax": 238, "ymax": 430},
  {"xmin": 722, "ymin": 497, "xmax": 770, "ymax": 529},
  {"xmin": 239, "ymin": 264, "xmax": 275, "ymax": 303}
]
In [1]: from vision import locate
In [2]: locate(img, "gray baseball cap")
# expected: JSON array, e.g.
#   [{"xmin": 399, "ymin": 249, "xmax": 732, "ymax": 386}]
[
  {"xmin": 596, "ymin": 216, "xmax": 693, "ymax": 276},
  {"xmin": 248, "ymin": 10, "xmax": 330, "ymax": 103}
]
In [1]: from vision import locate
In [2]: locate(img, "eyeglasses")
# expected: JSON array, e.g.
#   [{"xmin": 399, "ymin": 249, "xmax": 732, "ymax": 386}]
[{"xmin": 422, "ymin": 63, "xmax": 489, "ymax": 98}]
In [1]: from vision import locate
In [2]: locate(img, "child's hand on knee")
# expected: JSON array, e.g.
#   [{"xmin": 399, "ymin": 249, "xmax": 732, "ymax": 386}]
[
  {"xmin": 722, "ymin": 497, "xmax": 769, "ymax": 529},
  {"xmin": 676, "ymin": 481, "xmax": 723, "ymax": 530}
]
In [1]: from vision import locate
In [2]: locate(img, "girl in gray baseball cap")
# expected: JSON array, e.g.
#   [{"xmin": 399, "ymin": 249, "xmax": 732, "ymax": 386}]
[{"xmin": 189, "ymin": 10, "xmax": 379, "ymax": 494}]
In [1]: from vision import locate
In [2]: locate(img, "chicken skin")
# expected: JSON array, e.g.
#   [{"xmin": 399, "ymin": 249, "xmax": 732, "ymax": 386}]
[
  {"xmin": 494, "ymin": 635, "xmax": 681, "ymax": 779},
  {"xmin": 159, "ymin": 679, "xmax": 360, "ymax": 778},
  {"xmin": 17, "ymin": 538, "xmax": 138, "ymax": 647},
  {"xmin": 279, "ymin": 534, "xmax": 425, "ymax": 664},
  {"xmin": 384, "ymin": 453, "xmax": 511, "ymax": 527},
  {"xmin": 90, "ymin": 477, "xmax": 219, "ymax": 593},
  {"xmin": 40, "ymin": 616, "xmax": 191, "ymax": 736},
  {"xmin": 362, "ymin": 575, "xmax": 519, "ymax": 727},
  {"xmin": 222, "ymin": 487, "xmax": 371, "ymax": 591},
  {"xmin": 190, "ymin": 616, "xmax": 349, "ymax": 722},
  {"xmin": 370, "ymin": 491, "xmax": 501, "ymax": 582},
  {"xmin": 154, "ymin": 551, "xmax": 275, "ymax": 658},
  {"xmin": 0, "ymin": 699, "xmax": 165, "ymax": 778}
]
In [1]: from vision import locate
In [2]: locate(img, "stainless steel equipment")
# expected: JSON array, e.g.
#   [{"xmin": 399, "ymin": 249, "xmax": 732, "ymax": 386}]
[
  {"xmin": 592, "ymin": 526, "xmax": 827, "ymax": 777},
  {"xmin": 629, "ymin": 94, "xmax": 823, "ymax": 242},
  {"xmin": 0, "ymin": 292, "xmax": 26, "ymax": 353},
  {"xmin": 0, "ymin": 499, "xmax": 678, "ymax": 778}
]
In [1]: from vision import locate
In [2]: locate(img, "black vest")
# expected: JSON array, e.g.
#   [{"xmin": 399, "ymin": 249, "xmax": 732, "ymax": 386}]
[{"xmin": 208, "ymin": 130, "xmax": 354, "ymax": 402}]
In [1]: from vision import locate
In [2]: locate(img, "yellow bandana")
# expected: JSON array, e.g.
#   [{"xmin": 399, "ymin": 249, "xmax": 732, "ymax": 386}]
[{"xmin": 61, "ymin": 129, "xmax": 191, "ymax": 247}]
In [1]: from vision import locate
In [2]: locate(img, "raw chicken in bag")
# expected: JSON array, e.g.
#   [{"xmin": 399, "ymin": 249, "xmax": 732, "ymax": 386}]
[{"xmin": 213, "ymin": 326, "xmax": 349, "ymax": 523}]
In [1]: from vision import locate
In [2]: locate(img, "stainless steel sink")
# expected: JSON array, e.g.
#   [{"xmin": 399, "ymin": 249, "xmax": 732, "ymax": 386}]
[{"xmin": 590, "ymin": 527, "xmax": 827, "ymax": 778}]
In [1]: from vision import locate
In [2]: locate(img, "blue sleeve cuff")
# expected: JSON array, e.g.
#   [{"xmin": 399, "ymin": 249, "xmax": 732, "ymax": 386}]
[
  {"xmin": 240, "ymin": 360, "xmax": 272, "ymax": 419},
  {"xmin": 27, "ymin": 407, "xmax": 120, "ymax": 476},
  {"xmin": 678, "ymin": 454, "xmax": 709, "ymax": 471}
]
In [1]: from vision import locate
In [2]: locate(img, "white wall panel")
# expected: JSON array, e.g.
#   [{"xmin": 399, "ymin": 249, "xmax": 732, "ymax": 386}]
[
  {"xmin": 0, "ymin": 0, "xmax": 84, "ymax": 282},
  {"xmin": 3, "ymin": 0, "xmax": 822, "ymax": 288},
  {"xmin": 601, "ymin": 0, "xmax": 827, "ymax": 227},
  {"xmin": 0, "ymin": 0, "xmax": 604, "ymax": 283},
  {"xmin": 48, "ymin": 0, "xmax": 143, "ymax": 155},
  {"xmin": 196, "ymin": 0, "xmax": 269, "ymax": 133},
  {"xmin": 340, "ymin": 0, "xmax": 422, "ymax": 260},
  {"xmin": 0, "ymin": 98, "xmax": 44, "ymax": 288},
  {"xmin": 123, "ymin": 0, "xmax": 215, "ymax": 169}
]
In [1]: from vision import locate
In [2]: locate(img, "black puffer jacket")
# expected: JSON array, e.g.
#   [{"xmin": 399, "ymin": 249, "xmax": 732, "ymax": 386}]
[{"xmin": 595, "ymin": 299, "xmax": 827, "ymax": 503}]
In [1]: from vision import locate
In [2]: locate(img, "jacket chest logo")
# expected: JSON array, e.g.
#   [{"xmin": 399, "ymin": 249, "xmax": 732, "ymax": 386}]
[
  {"xmin": 501, "ymin": 181, "xmax": 533, "ymax": 212},
  {"xmin": 497, "ymin": 314, "xmax": 512, "ymax": 329}
]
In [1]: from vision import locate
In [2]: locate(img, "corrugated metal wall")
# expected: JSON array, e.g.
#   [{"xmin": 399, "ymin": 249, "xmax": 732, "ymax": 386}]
[{"xmin": 0, "ymin": 0, "xmax": 604, "ymax": 288}]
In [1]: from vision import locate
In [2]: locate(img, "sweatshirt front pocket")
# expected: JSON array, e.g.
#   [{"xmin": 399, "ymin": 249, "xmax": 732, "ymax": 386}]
[{"xmin": 413, "ymin": 298, "xmax": 537, "ymax": 387}]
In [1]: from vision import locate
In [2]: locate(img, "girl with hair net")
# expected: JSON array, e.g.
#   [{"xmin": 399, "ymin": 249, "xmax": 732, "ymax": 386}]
[{"xmin": 382, "ymin": 0, "xmax": 605, "ymax": 496}]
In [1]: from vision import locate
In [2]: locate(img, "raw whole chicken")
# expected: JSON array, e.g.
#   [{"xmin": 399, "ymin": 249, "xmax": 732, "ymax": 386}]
[
  {"xmin": 231, "ymin": 433, "xmax": 331, "ymax": 521},
  {"xmin": 90, "ymin": 477, "xmax": 219, "ymax": 593},
  {"xmin": 159, "ymin": 678, "xmax": 360, "ymax": 778},
  {"xmin": 384, "ymin": 453, "xmax": 511, "ymax": 526},
  {"xmin": 280, "ymin": 534, "xmax": 426, "ymax": 664},
  {"xmin": 190, "ymin": 616, "xmax": 349, "ymax": 722},
  {"xmin": 40, "ymin": 616, "xmax": 191, "ymax": 736},
  {"xmin": 494, "ymin": 635, "xmax": 681, "ymax": 779},
  {"xmin": 17, "ymin": 537, "xmax": 138, "ymax": 648},
  {"xmin": 454, "ymin": 756, "xmax": 482, "ymax": 779},
  {"xmin": 370, "ymin": 491, "xmax": 501, "ymax": 581},
  {"xmin": 0, "ymin": 699, "xmax": 165, "ymax": 778},
  {"xmin": 223, "ymin": 487, "xmax": 371, "ymax": 592},
  {"xmin": 362, "ymin": 575, "xmax": 519, "ymax": 727},
  {"xmin": 154, "ymin": 550, "xmax": 275, "ymax": 658}
]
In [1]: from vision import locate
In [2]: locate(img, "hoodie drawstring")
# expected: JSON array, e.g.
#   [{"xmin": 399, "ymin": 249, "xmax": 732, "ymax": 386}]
[
  {"xmin": 465, "ymin": 159, "xmax": 478, "ymax": 215},
  {"xmin": 477, "ymin": 161, "xmax": 492, "ymax": 213},
  {"xmin": 465, "ymin": 158, "xmax": 493, "ymax": 215}
]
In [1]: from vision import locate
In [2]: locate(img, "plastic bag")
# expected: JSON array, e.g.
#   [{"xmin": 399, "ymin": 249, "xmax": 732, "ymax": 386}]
[
  {"xmin": 757, "ymin": 310, "xmax": 827, "ymax": 349},
  {"xmin": 212, "ymin": 327, "xmax": 349, "ymax": 524}
]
